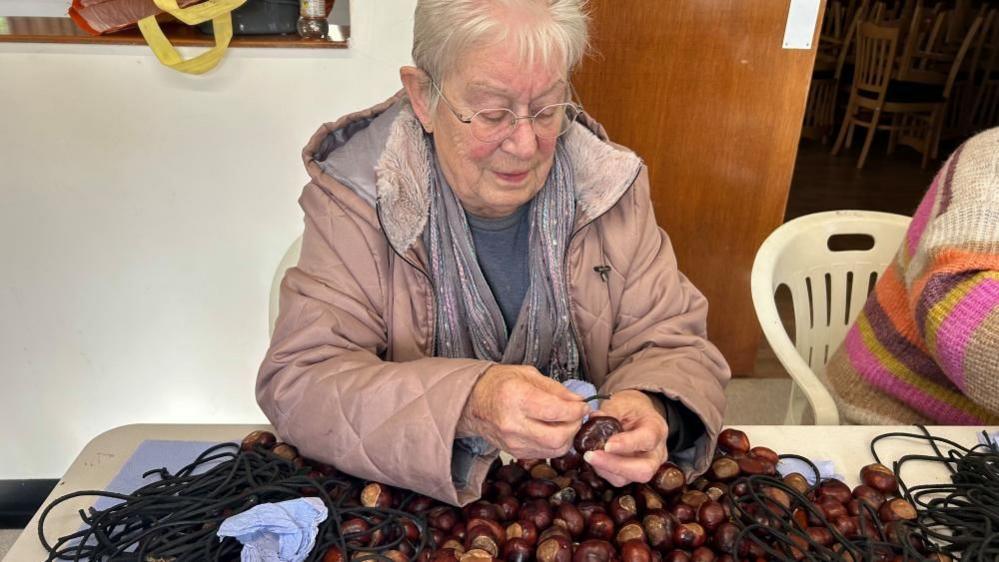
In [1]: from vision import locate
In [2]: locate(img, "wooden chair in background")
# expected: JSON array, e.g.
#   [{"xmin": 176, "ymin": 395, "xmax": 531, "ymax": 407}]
[
  {"xmin": 892, "ymin": 15, "xmax": 983, "ymax": 164},
  {"xmin": 970, "ymin": 15, "xmax": 999, "ymax": 130},
  {"xmin": 803, "ymin": 0, "xmax": 870, "ymax": 142},
  {"xmin": 831, "ymin": 22, "xmax": 906, "ymax": 168}
]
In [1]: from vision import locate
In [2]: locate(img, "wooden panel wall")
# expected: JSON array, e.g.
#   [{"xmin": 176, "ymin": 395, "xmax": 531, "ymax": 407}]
[{"xmin": 574, "ymin": 1, "xmax": 824, "ymax": 375}]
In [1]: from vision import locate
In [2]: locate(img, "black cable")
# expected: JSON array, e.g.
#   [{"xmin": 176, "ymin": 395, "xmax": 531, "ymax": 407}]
[{"xmin": 38, "ymin": 443, "xmax": 433, "ymax": 562}]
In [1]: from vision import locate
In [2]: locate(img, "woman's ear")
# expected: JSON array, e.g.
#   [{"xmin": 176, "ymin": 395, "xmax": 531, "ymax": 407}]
[{"xmin": 400, "ymin": 66, "xmax": 434, "ymax": 133}]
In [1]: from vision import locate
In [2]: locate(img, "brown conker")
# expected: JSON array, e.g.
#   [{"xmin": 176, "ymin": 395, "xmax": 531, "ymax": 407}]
[
  {"xmin": 861, "ymin": 463, "xmax": 899, "ymax": 494},
  {"xmin": 620, "ymin": 539, "xmax": 654, "ymax": 562},
  {"xmin": 673, "ymin": 522, "xmax": 707, "ymax": 550},
  {"xmin": 241, "ymin": 430, "xmax": 277, "ymax": 452},
  {"xmin": 587, "ymin": 511, "xmax": 616, "ymax": 541},
  {"xmin": 574, "ymin": 539, "xmax": 615, "ymax": 562},
  {"xmin": 361, "ymin": 483, "xmax": 393, "ymax": 509},
  {"xmin": 878, "ymin": 498, "xmax": 917, "ymax": 522},
  {"xmin": 716, "ymin": 428, "xmax": 751, "ymax": 455},
  {"xmin": 574, "ymin": 416, "xmax": 624, "ymax": 453},
  {"xmin": 505, "ymin": 520, "xmax": 538, "ymax": 546},
  {"xmin": 502, "ymin": 537, "xmax": 533, "ymax": 562},
  {"xmin": 536, "ymin": 535, "xmax": 572, "ymax": 562},
  {"xmin": 651, "ymin": 462, "xmax": 686, "ymax": 496}
]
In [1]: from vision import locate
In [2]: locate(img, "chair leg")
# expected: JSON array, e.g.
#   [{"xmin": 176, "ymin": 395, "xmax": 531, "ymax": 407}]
[
  {"xmin": 857, "ymin": 109, "xmax": 882, "ymax": 169},
  {"xmin": 831, "ymin": 100, "xmax": 856, "ymax": 156},
  {"xmin": 887, "ymin": 113, "xmax": 900, "ymax": 155},
  {"xmin": 930, "ymin": 106, "xmax": 944, "ymax": 160}
]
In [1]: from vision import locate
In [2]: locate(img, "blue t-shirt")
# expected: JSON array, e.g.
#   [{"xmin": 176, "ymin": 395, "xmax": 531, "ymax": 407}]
[{"xmin": 465, "ymin": 204, "xmax": 531, "ymax": 331}]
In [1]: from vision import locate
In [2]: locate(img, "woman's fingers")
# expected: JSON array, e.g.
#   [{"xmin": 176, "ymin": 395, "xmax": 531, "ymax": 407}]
[
  {"xmin": 604, "ymin": 422, "xmax": 663, "ymax": 455},
  {"xmin": 522, "ymin": 390, "xmax": 591, "ymax": 423},
  {"xmin": 584, "ymin": 448, "xmax": 665, "ymax": 484}
]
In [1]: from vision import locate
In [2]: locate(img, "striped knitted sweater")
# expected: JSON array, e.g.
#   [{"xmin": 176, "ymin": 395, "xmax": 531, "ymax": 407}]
[{"xmin": 825, "ymin": 128, "xmax": 999, "ymax": 425}]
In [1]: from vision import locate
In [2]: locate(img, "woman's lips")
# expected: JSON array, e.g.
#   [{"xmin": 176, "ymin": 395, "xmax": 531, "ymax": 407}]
[{"xmin": 494, "ymin": 170, "xmax": 529, "ymax": 183}]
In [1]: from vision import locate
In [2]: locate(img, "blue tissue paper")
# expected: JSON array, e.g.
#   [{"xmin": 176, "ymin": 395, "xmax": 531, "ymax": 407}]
[{"xmin": 218, "ymin": 497, "xmax": 328, "ymax": 562}]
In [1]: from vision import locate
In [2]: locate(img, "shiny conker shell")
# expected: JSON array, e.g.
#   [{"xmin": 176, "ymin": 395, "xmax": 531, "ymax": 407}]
[{"xmin": 574, "ymin": 416, "xmax": 624, "ymax": 453}]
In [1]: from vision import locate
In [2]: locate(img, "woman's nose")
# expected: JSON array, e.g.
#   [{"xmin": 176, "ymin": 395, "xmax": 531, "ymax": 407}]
[{"xmin": 500, "ymin": 118, "xmax": 539, "ymax": 159}]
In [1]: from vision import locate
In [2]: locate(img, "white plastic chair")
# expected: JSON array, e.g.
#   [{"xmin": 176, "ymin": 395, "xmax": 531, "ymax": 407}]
[
  {"xmin": 269, "ymin": 235, "xmax": 303, "ymax": 337},
  {"xmin": 750, "ymin": 210, "xmax": 910, "ymax": 425}
]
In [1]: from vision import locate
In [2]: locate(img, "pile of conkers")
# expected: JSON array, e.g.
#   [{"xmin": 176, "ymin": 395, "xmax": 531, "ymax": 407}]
[{"xmin": 242, "ymin": 423, "xmax": 944, "ymax": 562}]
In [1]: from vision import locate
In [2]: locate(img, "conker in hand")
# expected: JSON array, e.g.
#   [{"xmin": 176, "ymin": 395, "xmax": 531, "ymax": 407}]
[{"xmin": 574, "ymin": 416, "xmax": 624, "ymax": 453}]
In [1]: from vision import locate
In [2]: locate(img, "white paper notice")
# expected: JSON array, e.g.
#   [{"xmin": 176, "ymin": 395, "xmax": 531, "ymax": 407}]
[{"xmin": 783, "ymin": 0, "xmax": 822, "ymax": 50}]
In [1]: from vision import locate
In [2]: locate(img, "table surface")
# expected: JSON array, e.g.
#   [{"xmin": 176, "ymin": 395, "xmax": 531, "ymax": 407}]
[{"xmin": 7, "ymin": 424, "xmax": 997, "ymax": 561}]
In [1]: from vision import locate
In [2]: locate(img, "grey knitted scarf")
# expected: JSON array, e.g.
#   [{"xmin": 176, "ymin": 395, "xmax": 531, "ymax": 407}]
[{"xmin": 425, "ymin": 138, "xmax": 580, "ymax": 381}]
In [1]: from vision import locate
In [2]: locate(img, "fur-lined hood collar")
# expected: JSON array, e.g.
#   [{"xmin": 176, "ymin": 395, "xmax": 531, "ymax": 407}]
[{"xmin": 303, "ymin": 91, "xmax": 643, "ymax": 253}]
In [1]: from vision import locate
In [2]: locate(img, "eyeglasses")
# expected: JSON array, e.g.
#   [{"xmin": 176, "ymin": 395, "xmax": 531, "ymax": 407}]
[{"xmin": 430, "ymin": 79, "xmax": 583, "ymax": 144}]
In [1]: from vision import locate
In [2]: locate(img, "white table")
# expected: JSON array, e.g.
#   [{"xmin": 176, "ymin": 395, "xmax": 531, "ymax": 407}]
[{"xmin": 6, "ymin": 424, "xmax": 996, "ymax": 561}]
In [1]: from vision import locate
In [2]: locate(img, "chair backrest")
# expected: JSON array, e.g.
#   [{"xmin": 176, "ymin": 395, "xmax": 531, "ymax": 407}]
[
  {"xmin": 269, "ymin": 235, "xmax": 303, "ymax": 337},
  {"xmin": 855, "ymin": 22, "xmax": 901, "ymax": 96},
  {"xmin": 751, "ymin": 211, "xmax": 910, "ymax": 424},
  {"xmin": 897, "ymin": 4, "xmax": 950, "ymax": 78},
  {"xmin": 943, "ymin": 15, "xmax": 985, "ymax": 98},
  {"xmin": 965, "ymin": 9, "xmax": 997, "ymax": 79},
  {"xmin": 836, "ymin": 0, "xmax": 871, "ymax": 79}
]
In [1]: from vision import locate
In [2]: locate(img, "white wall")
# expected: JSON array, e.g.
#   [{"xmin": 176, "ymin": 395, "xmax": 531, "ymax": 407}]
[
  {"xmin": 0, "ymin": 1, "xmax": 70, "ymax": 17},
  {"xmin": 0, "ymin": 0, "xmax": 416, "ymax": 479}
]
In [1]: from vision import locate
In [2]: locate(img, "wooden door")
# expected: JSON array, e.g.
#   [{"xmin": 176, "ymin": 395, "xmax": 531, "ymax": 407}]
[{"xmin": 574, "ymin": 1, "xmax": 824, "ymax": 376}]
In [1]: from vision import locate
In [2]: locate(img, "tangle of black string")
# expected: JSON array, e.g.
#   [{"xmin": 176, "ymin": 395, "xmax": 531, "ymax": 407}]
[
  {"xmin": 869, "ymin": 425, "xmax": 999, "ymax": 562},
  {"xmin": 37, "ymin": 443, "xmax": 433, "ymax": 562}
]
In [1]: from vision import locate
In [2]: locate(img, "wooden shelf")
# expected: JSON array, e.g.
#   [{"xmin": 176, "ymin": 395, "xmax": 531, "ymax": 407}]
[{"xmin": 0, "ymin": 16, "xmax": 348, "ymax": 48}]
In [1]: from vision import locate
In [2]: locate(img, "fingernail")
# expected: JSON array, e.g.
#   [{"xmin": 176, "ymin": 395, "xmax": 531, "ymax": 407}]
[
  {"xmin": 583, "ymin": 451, "xmax": 595, "ymax": 464},
  {"xmin": 603, "ymin": 442, "xmax": 616, "ymax": 454}
]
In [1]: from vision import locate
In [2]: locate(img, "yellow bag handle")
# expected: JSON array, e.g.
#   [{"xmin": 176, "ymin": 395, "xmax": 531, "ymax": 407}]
[
  {"xmin": 137, "ymin": 0, "xmax": 248, "ymax": 75},
  {"xmin": 151, "ymin": 0, "xmax": 247, "ymax": 26}
]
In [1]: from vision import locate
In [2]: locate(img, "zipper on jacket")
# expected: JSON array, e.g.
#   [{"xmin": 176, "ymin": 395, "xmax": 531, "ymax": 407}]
[
  {"xmin": 564, "ymin": 164, "xmax": 644, "ymax": 382},
  {"xmin": 376, "ymin": 206, "xmax": 438, "ymax": 356},
  {"xmin": 593, "ymin": 265, "xmax": 611, "ymax": 283}
]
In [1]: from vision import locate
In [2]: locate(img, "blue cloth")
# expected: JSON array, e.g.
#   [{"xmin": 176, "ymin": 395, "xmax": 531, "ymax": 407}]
[
  {"xmin": 94, "ymin": 440, "xmax": 224, "ymax": 511},
  {"xmin": 563, "ymin": 379, "xmax": 600, "ymax": 412},
  {"xmin": 218, "ymin": 497, "xmax": 328, "ymax": 562},
  {"xmin": 776, "ymin": 457, "xmax": 844, "ymax": 485}
]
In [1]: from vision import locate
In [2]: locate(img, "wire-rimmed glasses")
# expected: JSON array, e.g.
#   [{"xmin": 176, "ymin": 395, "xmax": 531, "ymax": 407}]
[{"xmin": 431, "ymin": 79, "xmax": 582, "ymax": 143}]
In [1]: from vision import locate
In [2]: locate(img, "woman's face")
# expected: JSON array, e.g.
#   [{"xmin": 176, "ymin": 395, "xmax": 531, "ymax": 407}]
[{"xmin": 429, "ymin": 46, "xmax": 569, "ymax": 218}]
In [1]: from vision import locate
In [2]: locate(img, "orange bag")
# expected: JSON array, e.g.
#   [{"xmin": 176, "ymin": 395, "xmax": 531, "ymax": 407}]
[{"xmin": 69, "ymin": 0, "xmax": 203, "ymax": 35}]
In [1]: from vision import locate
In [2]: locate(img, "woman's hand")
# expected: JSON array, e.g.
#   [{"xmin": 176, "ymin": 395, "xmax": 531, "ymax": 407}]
[
  {"xmin": 458, "ymin": 365, "xmax": 591, "ymax": 459},
  {"xmin": 582, "ymin": 390, "xmax": 668, "ymax": 487}
]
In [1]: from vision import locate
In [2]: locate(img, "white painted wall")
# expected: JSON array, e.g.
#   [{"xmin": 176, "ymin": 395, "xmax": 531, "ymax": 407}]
[
  {"xmin": 0, "ymin": 1, "xmax": 71, "ymax": 18},
  {"xmin": 0, "ymin": 0, "xmax": 416, "ymax": 479}
]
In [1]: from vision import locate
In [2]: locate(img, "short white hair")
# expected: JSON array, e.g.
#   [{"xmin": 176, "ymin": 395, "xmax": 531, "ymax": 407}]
[{"xmin": 412, "ymin": 0, "xmax": 590, "ymax": 91}]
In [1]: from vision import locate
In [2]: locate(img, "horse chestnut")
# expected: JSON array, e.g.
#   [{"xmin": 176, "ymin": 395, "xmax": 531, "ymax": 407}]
[
  {"xmin": 860, "ymin": 463, "xmax": 899, "ymax": 494},
  {"xmin": 716, "ymin": 428, "xmax": 750, "ymax": 455},
  {"xmin": 574, "ymin": 416, "xmax": 624, "ymax": 453},
  {"xmin": 240, "ymin": 430, "xmax": 277, "ymax": 451}
]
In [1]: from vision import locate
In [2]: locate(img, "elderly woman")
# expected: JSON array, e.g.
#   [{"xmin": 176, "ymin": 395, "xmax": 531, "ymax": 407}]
[{"xmin": 258, "ymin": 0, "xmax": 730, "ymax": 505}]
